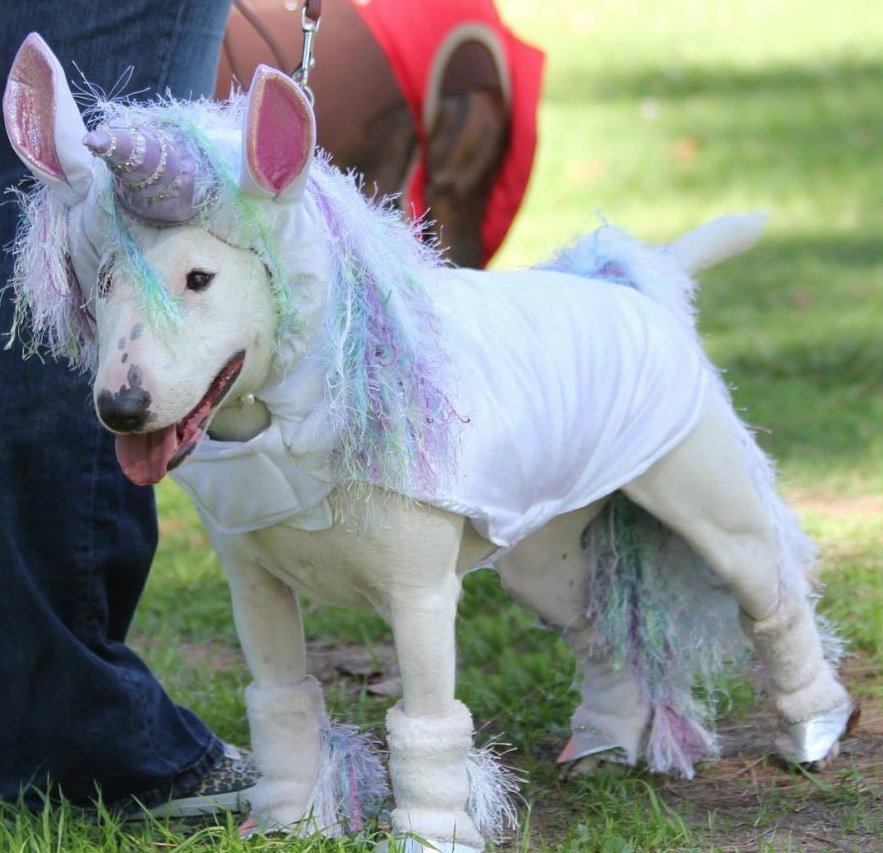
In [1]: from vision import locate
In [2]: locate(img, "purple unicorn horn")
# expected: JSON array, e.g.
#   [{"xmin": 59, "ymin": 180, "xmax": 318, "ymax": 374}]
[{"xmin": 83, "ymin": 123, "xmax": 205, "ymax": 224}]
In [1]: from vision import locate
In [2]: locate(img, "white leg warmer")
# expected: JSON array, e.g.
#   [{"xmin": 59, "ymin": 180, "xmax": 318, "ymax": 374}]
[
  {"xmin": 741, "ymin": 595, "xmax": 849, "ymax": 724},
  {"xmin": 386, "ymin": 701, "xmax": 485, "ymax": 851},
  {"xmin": 245, "ymin": 676, "xmax": 326, "ymax": 832}
]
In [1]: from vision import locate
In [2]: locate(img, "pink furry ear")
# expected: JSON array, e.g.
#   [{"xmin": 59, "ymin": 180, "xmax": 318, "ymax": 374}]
[
  {"xmin": 3, "ymin": 32, "xmax": 93, "ymax": 205},
  {"xmin": 240, "ymin": 65, "xmax": 315, "ymax": 201}
]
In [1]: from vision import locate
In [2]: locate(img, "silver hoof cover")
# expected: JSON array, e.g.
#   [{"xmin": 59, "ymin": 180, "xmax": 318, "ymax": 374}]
[
  {"xmin": 556, "ymin": 726, "xmax": 631, "ymax": 766},
  {"xmin": 776, "ymin": 700, "xmax": 856, "ymax": 765}
]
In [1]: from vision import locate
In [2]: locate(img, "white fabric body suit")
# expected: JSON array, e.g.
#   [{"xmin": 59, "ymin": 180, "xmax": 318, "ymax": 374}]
[{"xmin": 173, "ymin": 265, "xmax": 709, "ymax": 553}]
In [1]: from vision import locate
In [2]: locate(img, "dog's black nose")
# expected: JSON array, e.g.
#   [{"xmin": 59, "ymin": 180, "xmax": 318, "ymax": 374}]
[{"xmin": 96, "ymin": 386, "xmax": 152, "ymax": 432}]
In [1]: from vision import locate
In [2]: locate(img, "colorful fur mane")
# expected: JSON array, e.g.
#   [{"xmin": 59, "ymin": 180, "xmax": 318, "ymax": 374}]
[
  {"xmin": 6, "ymin": 181, "xmax": 91, "ymax": 366},
  {"xmin": 307, "ymin": 162, "xmax": 459, "ymax": 495}
]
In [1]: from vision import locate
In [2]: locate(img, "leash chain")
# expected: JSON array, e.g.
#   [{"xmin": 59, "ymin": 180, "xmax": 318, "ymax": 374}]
[{"xmin": 292, "ymin": 0, "xmax": 322, "ymax": 105}]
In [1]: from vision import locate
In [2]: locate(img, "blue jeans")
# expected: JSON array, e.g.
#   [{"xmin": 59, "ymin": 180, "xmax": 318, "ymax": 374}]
[{"xmin": 0, "ymin": 0, "xmax": 233, "ymax": 809}]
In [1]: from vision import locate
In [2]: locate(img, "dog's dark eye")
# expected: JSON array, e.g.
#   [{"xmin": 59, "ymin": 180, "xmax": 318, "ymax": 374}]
[{"xmin": 186, "ymin": 270, "xmax": 215, "ymax": 292}]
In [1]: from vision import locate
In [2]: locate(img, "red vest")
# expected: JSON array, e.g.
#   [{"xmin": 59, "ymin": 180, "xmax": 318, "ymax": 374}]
[{"xmin": 352, "ymin": 0, "xmax": 544, "ymax": 265}]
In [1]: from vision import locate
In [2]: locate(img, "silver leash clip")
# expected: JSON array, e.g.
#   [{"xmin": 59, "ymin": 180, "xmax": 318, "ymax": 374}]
[{"xmin": 291, "ymin": 0, "xmax": 321, "ymax": 106}]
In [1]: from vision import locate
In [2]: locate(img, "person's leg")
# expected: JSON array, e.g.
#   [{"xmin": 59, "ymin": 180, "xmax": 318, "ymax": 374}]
[{"xmin": 0, "ymin": 0, "xmax": 236, "ymax": 809}]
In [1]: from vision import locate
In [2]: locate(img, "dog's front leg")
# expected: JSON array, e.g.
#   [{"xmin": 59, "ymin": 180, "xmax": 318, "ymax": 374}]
[
  {"xmin": 386, "ymin": 578, "xmax": 485, "ymax": 853},
  {"xmin": 380, "ymin": 509, "xmax": 487, "ymax": 853},
  {"xmin": 219, "ymin": 546, "xmax": 324, "ymax": 833}
]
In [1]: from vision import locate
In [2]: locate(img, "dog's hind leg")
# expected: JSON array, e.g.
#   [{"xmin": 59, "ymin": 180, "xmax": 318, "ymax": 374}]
[
  {"xmin": 216, "ymin": 544, "xmax": 324, "ymax": 833},
  {"xmin": 622, "ymin": 398, "xmax": 852, "ymax": 765},
  {"xmin": 497, "ymin": 505, "xmax": 652, "ymax": 770}
]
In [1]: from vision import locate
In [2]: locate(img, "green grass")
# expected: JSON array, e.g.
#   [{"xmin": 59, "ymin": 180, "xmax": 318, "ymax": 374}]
[{"xmin": 9, "ymin": 1, "xmax": 883, "ymax": 849}]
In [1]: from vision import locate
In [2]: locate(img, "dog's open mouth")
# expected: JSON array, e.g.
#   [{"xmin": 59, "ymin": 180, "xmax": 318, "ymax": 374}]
[{"xmin": 114, "ymin": 351, "xmax": 246, "ymax": 486}]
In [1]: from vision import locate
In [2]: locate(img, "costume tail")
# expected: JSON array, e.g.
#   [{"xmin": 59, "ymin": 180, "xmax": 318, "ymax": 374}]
[
  {"xmin": 538, "ymin": 212, "xmax": 766, "ymax": 330},
  {"xmin": 582, "ymin": 496, "xmax": 747, "ymax": 778}
]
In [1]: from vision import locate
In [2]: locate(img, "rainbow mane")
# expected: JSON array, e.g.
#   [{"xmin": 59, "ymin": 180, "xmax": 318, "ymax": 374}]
[{"xmin": 307, "ymin": 159, "xmax": 459, "ymax": 495}]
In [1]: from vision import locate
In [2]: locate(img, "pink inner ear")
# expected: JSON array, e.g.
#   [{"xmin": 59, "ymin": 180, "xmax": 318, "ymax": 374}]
[
  {"xmin": 246, "ymin": 72, "xmax": 312, "ymax": 194},
  {"xmin": 4, "ymin": 38, "xmax": 64, "ymax": 180}
]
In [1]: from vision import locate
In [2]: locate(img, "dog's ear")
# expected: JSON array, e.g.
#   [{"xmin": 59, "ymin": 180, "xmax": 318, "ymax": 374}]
[
  {"xmin": 240, "ymin": 65, "xmax": 315, "ymax": 203},
  {"xmin": 3, "ymin": 33, "xmax": 93, "ymax": 205}
]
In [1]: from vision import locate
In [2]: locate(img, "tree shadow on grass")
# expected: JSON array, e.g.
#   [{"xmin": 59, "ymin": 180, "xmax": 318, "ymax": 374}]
[
  {"xmin": 542, "ymin": 57, "xmax": 883, "ymax": 212},
  {"xmin": 550, "ymin": 58, "xmax": 883, "ymax": 105}
]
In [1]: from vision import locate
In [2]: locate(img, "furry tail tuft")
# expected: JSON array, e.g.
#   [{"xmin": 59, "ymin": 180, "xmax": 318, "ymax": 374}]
[{"xmin": 538, "ymin": 212, "xmax": 766, "ymax": 333}]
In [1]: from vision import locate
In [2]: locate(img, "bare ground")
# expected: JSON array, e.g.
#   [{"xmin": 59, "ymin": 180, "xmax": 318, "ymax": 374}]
[
  {"xmin": 504, "ymin": 658, "xmax": 883, "ymax": 852},
  {"xmin": 658, "ymin": 659, "xmax": 883, "ymax": 852},
  {"xmin": 162, "ymin": 637, "xmax": 880, "ymax": 851},
  {"xmin": 302, "ymin": 645, "xmax": 882, "ymax": 851}
]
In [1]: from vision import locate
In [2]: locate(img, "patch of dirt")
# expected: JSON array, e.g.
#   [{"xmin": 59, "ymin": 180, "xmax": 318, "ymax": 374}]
[
  {"xmin": 300, "ymin": 645, "xmax": 882, "ymax": 850},
  {"xmin": 307, "ymin": 642, "xmax": 401, "ymax": 697},
  {"xmin": 792, "ymin": 494, "xmax": 883, "ymax": 519},
  {"xmin": 486, "ymin": 660, "xmax": 882, "ymax": 851},
  {"xmin": 167, "ymin": 638, "xmax": 404, "ymax": 698},
  {"xmin": 175, "ymin": 640, "xmax": 244, "ymax": 671},
  {"xmin": 658, "ymin": 659, "xmax": 883, "ymax": 852},
  {"xmin": 149, "ymin": 640, "xmax": 881, "ymax": 850}
]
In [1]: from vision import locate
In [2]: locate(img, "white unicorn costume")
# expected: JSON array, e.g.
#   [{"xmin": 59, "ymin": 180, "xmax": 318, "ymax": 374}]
[{"xmin": 4, "ymin": 33, "xmax": 854, "ymax": 853}]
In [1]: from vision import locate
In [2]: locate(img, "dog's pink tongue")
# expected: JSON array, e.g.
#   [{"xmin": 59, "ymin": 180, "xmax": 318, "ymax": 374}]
[{"xmin": 115, "ymin": 427, "xmax": 178, "ymax": 486}]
